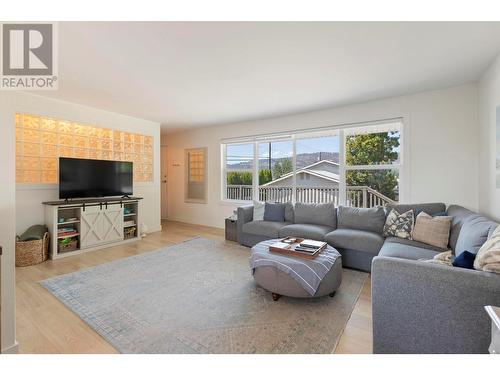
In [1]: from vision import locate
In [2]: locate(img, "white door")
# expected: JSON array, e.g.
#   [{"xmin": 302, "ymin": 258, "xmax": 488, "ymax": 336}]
[
  {"xmin": 101, "ymin": 205, "xmax": 124, "ymax": 243},
  {"xmin": 161, "ymin": 145, "xmax": 168, "ymax": 219}
]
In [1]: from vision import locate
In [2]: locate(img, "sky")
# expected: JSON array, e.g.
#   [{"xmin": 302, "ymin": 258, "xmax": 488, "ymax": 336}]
[{"xmin": 226, "ymin": 136, "xmax": 340, "ymax": 165}]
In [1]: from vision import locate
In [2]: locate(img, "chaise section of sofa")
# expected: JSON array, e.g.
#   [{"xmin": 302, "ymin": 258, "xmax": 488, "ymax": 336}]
[
  {"xmin": 372, "ymin": 256, "xmax": 500, "ymax": 353},
  {"xmin": 372, "ymin": 204, "xmax": 500, "ymax": 353}
]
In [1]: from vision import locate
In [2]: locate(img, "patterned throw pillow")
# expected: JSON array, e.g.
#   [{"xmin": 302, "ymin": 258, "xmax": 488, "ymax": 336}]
[{"xmin": 383, "ymin": 209, "xmax": 414, "ymax": 239}]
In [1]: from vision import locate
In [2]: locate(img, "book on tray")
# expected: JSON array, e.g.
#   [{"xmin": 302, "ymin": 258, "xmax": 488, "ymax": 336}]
[
  {"xmin": 270, "ymin": 241, "xmax": 291, "ymax": 250},
  {"xmin": 300, "ymin": 239, "xmax": 326, "ymax": 249}
]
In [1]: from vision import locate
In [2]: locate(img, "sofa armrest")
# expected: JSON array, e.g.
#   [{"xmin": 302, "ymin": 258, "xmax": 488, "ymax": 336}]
[
  {"xmin": 371, "ymin": 256, "xmax": 500, "ymax": 354},
  {"xmin": 237, "ymin": 205, "xmax": 253, "ymax": 244}
]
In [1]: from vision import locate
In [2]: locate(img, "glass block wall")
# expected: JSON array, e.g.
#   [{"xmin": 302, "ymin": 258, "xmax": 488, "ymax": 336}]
[
  {"xmin": 15, "ymin": 113, "xmax": 154, "ymax": 184},
  {"xmin": 188, "ymin": 149, "xmax": 205, "ymax": 183}
]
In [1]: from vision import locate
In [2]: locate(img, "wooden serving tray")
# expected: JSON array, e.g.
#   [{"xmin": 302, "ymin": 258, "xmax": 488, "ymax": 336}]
[{"xmin": 268, "ymin": 237, "xmax": 327, "ymax": 259}]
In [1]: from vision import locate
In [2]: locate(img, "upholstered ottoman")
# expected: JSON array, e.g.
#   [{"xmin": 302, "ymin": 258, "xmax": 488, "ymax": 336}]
[{"xmin": 249, "ymin": 239, "xmax": 342, "ymax": 300}]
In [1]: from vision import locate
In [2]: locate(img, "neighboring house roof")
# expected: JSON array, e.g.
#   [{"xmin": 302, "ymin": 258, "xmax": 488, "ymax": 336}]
[
  {"xmin": 262, "ymin": 160, "xmax": 339, "ymax": 186},
  {"xmin": 301, "ymin": 159, "xmax": 339, "ymax": 169}
]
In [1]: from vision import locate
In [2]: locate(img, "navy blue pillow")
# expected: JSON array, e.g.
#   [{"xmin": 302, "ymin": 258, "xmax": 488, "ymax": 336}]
[
  {"xmin": 263, "ymin": 202, "xmax": 286, "ymax": 222},
  {"xmin": 452, "ymin": 251, "xmax": 476, "ymax": 269}
]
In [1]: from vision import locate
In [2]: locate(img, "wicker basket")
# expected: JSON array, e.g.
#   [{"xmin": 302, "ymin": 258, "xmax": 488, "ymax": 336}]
[
  {"xmin": 16, "ymin": 232, "xmax": 50, "ymax": 267},
  {"xmin": 58, "ymin": 238, "xmax": 78, "ymax": 253}
]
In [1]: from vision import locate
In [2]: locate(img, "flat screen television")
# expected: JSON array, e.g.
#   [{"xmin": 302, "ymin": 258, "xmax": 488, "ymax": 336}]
[{"xmin": 59, "ymin": 158, "xmax": 133, "ymax": 199}]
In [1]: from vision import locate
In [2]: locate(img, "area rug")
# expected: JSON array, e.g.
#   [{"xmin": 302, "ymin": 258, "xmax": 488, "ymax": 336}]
[{"xmin": 41, "ymin": 237, "xmax": 368, "ymax": 354}]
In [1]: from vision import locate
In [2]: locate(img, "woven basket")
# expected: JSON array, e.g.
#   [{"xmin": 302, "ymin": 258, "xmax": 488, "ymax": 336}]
[{"xmin": 16, "ymin": 232, "xmax": 50, "ymax": 267}]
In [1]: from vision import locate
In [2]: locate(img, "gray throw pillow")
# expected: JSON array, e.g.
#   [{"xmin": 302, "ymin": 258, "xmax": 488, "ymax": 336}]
[
  {"xmin": 263, "ymin": 202, "xmax": 286, "ymax": 222},
  {"xmin": 454, "ymin": 215, "xmax": 498, "ymax": 256}
]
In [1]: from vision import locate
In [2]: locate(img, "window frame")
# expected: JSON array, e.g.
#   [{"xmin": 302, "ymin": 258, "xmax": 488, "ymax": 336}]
[{"xmin": 220, "ymin": 118, "xmax": 406, "ymax": 205}]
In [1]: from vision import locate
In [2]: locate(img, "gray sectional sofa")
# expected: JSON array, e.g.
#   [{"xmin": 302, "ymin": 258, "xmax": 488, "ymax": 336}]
[
  {"xmin": 237, "ymin": 201, "xmax": 500, "ymax": 353},
  {"xmin": 238, "ymin": 202, "xmax": 388, "ymax": 272}
]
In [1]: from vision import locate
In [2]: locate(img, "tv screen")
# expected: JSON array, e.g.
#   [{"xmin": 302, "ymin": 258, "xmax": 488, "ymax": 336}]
[{"xmin": 59, "ymin": 158, "xmax": 133, "ymax": 199}]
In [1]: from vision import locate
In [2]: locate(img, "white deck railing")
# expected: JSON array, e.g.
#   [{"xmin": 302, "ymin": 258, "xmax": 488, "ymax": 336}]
[{"xmin": 226, "ymin": 185, "xmax": 396, "ymax": 207}]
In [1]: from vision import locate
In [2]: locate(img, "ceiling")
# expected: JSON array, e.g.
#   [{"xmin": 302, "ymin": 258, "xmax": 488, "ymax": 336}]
[{"xmin": 39, "ymin": 22, "xmax": 500, "ymax": 132}]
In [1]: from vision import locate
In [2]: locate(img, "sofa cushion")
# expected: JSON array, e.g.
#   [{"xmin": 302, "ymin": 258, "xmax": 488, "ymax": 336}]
[
  {"xmin": 383, "ymin": 209, "xmax": 414, "ymax": 240},
  {"xmin": 455, "ymin": 215, "xmax": 498, "ymax": 256},
  {"xmin": 384, "ymin": 236, "xmax": 444, "ymax": 252},
  {"xmin": 294, "ymin": 203, "xmax": 336, "ymax": 228},
  {"xmin": 386, "ymin": 202, "xmax": 446, "ymax": 216},
  {"xmin": 242, "ymin": 220, "xmax": 290, "ymax": 238},
  {"xmin": 378, "ymin": 241, "xmax": 440, "ymax": 260},
  {"xmin": 412, "ymin": 212, "xmax": 452, "ymax": 249},
  {"xmin": 447, "ymin": 205, "xmax": 479, "ymax": 251},
  {"xmin": 279, "ymin": 224, "xmax": 333, "ymax": 241},
  {"xmin": 325, "ymin": 228, "xmax": 385, "ymax": 255},
  {"xmin": 284, "ymin": 202, "xmax": 294, "ymax": 223},
  {"xmin": 337, "ymin": 206, "xmax": 386, "ymax": 234},
  {"xmin": 263, "ymin": 202, "xmax": 286, "ymax": 222}
]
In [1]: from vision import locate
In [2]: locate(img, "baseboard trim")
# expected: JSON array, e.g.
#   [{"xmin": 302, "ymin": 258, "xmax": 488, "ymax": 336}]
[
  {"xmin": 2, "ymin": 341, "xmax": 19, "ymax": 354},
  {"xmin": 146, "ymin": 225, "xmax": 163, "ymax": 233},
  {"xmin": 163, "ymin": 216, "xmax": 224, "ymax": 230}
]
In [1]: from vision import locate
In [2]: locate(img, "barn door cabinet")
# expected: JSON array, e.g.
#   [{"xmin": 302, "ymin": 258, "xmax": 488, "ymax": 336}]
[
  {"xmin": 80, "ymin": 204, "xmax": 124, "ymax": 249},
  {"xmin": 43, "ymin": 197, "xmax": 142, "ymax": 259}
]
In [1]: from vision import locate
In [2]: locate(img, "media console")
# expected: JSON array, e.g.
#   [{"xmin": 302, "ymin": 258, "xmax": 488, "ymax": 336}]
[{"xmin": 43, "ymin": 197, "xmax": 143, "ymax": 259}]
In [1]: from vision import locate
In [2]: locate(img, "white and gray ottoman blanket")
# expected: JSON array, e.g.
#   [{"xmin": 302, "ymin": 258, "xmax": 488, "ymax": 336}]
[{"xmin": 249, "ymin": 239, "xmax": 341, "ymax": 296}]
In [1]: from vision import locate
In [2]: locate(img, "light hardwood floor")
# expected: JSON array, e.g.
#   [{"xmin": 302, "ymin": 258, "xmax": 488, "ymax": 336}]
[{"xmin": 16, "ymin": 220, "xmax": 372, "ymax": 354}]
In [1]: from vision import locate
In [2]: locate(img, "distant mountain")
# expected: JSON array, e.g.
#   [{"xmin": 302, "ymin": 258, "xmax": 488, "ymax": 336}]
[{"xmin": 227, "ymin": 152, "xmax": 339, "ymax": 170}]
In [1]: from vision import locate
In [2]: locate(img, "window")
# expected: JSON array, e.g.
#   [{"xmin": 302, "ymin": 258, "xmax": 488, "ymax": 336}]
[
  {"xmin": 221, "ymin": 119, "xmax": 404, "ymax": 207},
  {"xmin": 295, "ymin": 132, "xmax": 340, "ymax": 204},
  {"xmin": 258, "ymin": 140, "xmax": 293, "ymax": 202},
  {"xmin": 186, "ymin": 148, "xmax": 207, "ymax": 203},
  {"xmin": 224, "ymin": 143, "xmax": 254, "ymax": 201},
  {"xmin": 344, "ymin": 123, "xmax": 401, "ymax": 206},
  {"xmin": 15, "ymin": 113, "xmax": 154, "ymax": 183}
]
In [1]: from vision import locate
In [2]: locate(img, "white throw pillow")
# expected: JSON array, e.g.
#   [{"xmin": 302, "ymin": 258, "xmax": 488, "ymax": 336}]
[{"xmin": 253, "ymin": 200, "xmax": 265, "ymax": 221}]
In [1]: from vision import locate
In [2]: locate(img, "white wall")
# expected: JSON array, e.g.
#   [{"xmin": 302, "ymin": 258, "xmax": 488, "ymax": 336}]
[
  {"xmin": 478, "ymin": 53, "xmax": 500, "ymax": 221},
  {"xmin": 162, "ymin": 84, "xmax": 479, "ymax": 229},
  {"xmin": 0, "ymin": 92, "xmax": 17, "ymax": 353},
  {"xmin": 0, "ymin": 92, "xmax": 161, "ymax": 352}
]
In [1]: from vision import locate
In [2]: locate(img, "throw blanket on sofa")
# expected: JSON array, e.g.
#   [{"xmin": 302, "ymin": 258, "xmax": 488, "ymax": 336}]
[
  {"xmin": 474, "ymin": 225, "xmax": 500, "ymax": 274},
  {"xmin": 249, "ymin": 239, "xmax": 341, "ymax": 296},
  {"xmin": 422, "ymin": 250, "xmax": 453, "ymax": 266}
]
